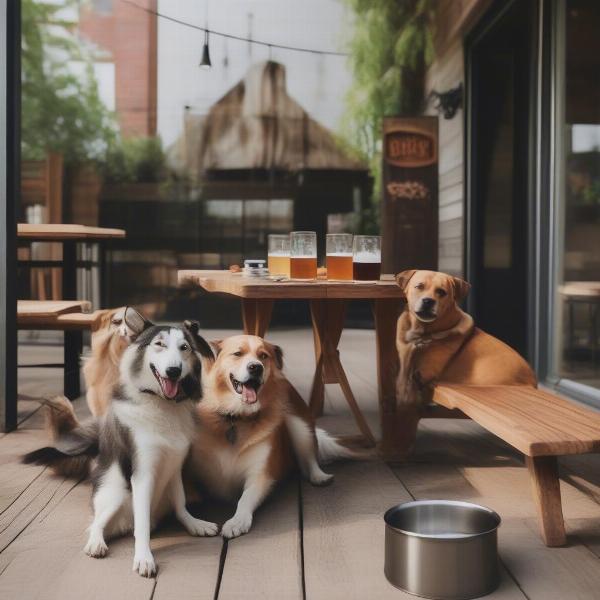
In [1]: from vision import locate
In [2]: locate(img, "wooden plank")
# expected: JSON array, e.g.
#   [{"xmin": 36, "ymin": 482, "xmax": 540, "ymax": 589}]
[
  {"xmin": 149, "ymin": 524, "xmax": 222, "ymax": 600},
  {"xmin": 17, "ymin": 300, "xmax": 90, "ymax": 318},
  {"xmin": 433, "ymin": 385, "xmax": 600, "ymax": 456},
  {"xmin": 392, "ymin": 419, "xmax": 600, "ymax": 599},
  {"xmin": 17, "ymin": 223, "xmax": 125, "ymax": 241},
  {"xmin": 218, "ymin": 480, "xmax": 303, "ymax": 600},
  {"xmin": 0, "ymin": 480, "xmax": 155, "ymax": 600},
  {"xmin": 178, "ymin": 270, "xmax": 405, "ymax": 300},
  {"xmin": 302, "ymin": 461, "xmax": 414, "ymax": 599}
]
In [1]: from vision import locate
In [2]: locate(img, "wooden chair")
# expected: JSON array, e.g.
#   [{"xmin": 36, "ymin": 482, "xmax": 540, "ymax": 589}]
[
  {"xmin": 18, "ymin": 300, "xmax": 106, "ymax": 399},
  {"xmin": 432, "ymin": 384, "xmax": 600, "ymax": 547}
]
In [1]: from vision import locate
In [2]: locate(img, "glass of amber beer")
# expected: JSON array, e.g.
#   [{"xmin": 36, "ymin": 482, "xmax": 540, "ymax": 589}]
[
  {"xmin": 267, "ymin": 234, "xmax": 290, "ymax": 277},
  {"xmin": 290, "ymin": 231, "xmax": 317, "ymax": 279},
  {"xmin": 326, "ymin": 233, "xmax": 353, "ymax": 280},
  {"xmin": 352, "ymin": 235, "xmax": 382, "ymax": 280}
]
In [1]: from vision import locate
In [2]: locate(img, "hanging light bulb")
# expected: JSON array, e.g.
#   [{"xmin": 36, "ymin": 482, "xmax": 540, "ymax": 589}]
[{"xmin": 199, "ymin": 30, "xmax": 211, "ymax": 70}]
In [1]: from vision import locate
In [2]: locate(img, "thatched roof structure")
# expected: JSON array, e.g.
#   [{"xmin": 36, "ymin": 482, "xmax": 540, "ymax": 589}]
[{"xmin": 168, "ymin": 61, "xmax": 365, "ymax": 176}]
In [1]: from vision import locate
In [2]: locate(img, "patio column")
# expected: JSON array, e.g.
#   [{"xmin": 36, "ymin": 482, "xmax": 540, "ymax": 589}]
[{"xmin": 0, "ymin": 0, "xmax": 19, "ymax": 432}]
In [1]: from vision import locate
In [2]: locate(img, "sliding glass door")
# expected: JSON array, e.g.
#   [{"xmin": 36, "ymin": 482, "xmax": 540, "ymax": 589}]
[{"xmin": 551, "ymin": 0, "xmax": 600, "ymax": 400}]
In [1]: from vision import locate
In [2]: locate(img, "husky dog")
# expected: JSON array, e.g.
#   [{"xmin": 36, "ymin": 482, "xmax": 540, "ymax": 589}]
[{"xmin": 24, "ymin": 320, "xmax": 216, "ymax": 578}]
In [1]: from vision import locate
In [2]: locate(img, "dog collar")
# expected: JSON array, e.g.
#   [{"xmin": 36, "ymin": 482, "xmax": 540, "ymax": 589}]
[{"xmin": 219, "ymin": 412, "xmax": 259, "ymax": 445}]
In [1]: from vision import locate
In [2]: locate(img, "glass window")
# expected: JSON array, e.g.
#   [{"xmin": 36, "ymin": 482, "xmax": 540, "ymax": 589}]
[{"xmin": 554, "ymin": 0, "xmax": 600, "ymax": 390}]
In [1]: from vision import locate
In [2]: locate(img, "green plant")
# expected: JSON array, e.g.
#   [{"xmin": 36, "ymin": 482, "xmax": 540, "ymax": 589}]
[
  {"xmin": 341, "ymin": 0, "xmax": 435, "ymax": 231},
  {"xmin": 102, "ymin": 137, "xmax": 167, "ymax": 184},
  {"xmin": 21, "ymin": 0, "xmax": 116, "ymax": 163}
]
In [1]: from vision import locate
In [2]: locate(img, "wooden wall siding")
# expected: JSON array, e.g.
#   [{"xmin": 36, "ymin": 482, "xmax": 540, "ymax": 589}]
[
  {"xmin": 424, "ymin": 36, "xmax": 465, "ymax": 277},
  {"xmin": 424, "ymin": 0, "xmax": 492, "ymax": 277}
]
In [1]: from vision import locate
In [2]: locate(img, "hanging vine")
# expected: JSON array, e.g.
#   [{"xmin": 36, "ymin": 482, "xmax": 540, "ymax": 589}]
[{"xmin": 341, "ymin": 0, "xmax": 436, "ymax": 232}]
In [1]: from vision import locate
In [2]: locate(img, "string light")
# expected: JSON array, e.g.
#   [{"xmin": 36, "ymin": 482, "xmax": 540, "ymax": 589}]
[
  {"xmin": 199, "ymin": 30, "xmax": 211, "ymax": 69},
  {"xmin": 121, "ymin": 0, "xmax": 348, "ymax": 57}
]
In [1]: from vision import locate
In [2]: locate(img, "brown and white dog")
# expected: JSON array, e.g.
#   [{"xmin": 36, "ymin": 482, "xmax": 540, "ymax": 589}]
[
  {"xmin": 186, "ymin": 334, "xmax": 356, "ymax": 538},
  {"xmin": 395, "ymin": 269, "xmax": 537, "ymax": 410},
  {"xmin": 84, "ymin": 307, "xmax": 150, "ymax": 417}
]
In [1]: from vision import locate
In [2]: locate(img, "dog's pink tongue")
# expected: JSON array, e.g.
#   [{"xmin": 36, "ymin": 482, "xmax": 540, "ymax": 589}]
[
  {"xmin": 162, "ymin": 377, "xmax": 179, "ymax": 399},
  {"xmin": 242, "ymin": 384, "xmax": 257, "ymax": 404}
]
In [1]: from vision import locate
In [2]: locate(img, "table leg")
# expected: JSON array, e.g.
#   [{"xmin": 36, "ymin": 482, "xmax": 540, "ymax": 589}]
[
  {"xmin": 309, "ymin": 299, "xmax": 376, "ymax": 446},
  {"xmin": 372, "ymin": 298, "xmax": 405, "ymax": 459},
  {"xmin": 64, "ymin": 330, "xmax": 82, "ymax": 399},
  {"xmin": 62, "ymin": 241, "xmax": 77, "ymax": 300},
  {"xmin": 241, "ymin": 299, "xmax": 274, "ymax": 337}
]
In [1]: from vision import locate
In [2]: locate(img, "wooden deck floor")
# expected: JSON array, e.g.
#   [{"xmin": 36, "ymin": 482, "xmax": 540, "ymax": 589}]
[{"xmin": 3, "ymin": 328, "xmax": 600, "ymax": 599}]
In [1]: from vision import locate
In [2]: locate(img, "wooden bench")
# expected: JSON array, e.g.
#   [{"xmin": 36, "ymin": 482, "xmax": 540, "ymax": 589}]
[
  {"xmin": 433, "ymin": 384, "xmax": 600, "ymax": 547},
  {"xmin": 18, "ymin": 300, "xmax": 106, "ymax": 399}
]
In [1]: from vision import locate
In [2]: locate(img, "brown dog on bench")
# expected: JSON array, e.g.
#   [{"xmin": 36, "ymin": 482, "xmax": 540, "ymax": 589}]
[{"xmin": 395, "ymin": 270, "xmax": 536, "ymax": 416}]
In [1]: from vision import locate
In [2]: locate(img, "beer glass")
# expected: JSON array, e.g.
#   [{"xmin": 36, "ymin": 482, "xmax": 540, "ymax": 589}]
[
  {"xmin": 352, "ymin": 235, "xmax": 382, "ymax": 280},
  {"xmin": 326, "ymin": 233, "xmax": 353, "ymax": 280},
  {"xmin": 267, "ymin": 234, "xmax": 290, "ymax": 277},
  {"xmin": 290, "ymin": 231, "xmax": 317, "ymax": 279}
]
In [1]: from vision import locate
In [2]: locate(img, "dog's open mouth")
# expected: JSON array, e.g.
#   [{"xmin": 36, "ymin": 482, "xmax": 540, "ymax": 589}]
[
  {"xmin": 230, "ymin": 373, "xmax": 262, "ymax": 404},
  {"xmin": 150, "ymin": 364, "xmax": 180, "ymax": 400}
]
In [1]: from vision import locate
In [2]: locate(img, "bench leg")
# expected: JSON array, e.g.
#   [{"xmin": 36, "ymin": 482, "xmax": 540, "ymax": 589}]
[
  {"xmin": 64, "ymin": 330, "xmax": 82, "ymax": 400},
  {"xmin": 525, "ymin": 455, "xmax": 566, "ymax": 547}
]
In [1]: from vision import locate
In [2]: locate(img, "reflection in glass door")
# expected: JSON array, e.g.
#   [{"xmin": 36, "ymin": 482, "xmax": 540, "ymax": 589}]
[{"xmin": 554, "ymin": 0, "xmax": 600, "ymax": 391}]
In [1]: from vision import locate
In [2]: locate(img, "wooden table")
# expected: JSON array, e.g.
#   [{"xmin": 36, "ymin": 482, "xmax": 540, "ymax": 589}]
[
  {"xmin": 18, "ymin": 224, "xmax": 125, "ymax": 304},
  {"xmin": 17, "ymin": 224, "xmax": 125, "ymax": 398},
  {"xmin": 559, "ymin": 281, "xmax": 600, "ymax": 363},
  {"xmin": 178, "ymin": 270, "xmax": 406, "ymax": 456}
]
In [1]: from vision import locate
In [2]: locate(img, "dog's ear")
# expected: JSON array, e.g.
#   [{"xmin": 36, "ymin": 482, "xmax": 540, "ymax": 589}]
[
  {"xmin": 452, "ymin": 277, "xmax": 471, "ymax": 302},
  {"xmin": 210, "ymin": 339, "xmax": 223, "ymax": 357},
  {"xmin": 272, "ymin": 345, "xmax": 284, "ymax": 370},
  {"xmin": 183, "ymin": 320, "xmax": 215, "ymax": 360},
  {"xmin": 395, "ymin": 269, "xmax": 417, "ymax": 291},
  {"xmin": 124, "ymin": 306, "xmax": 153, "ymax": 335}
]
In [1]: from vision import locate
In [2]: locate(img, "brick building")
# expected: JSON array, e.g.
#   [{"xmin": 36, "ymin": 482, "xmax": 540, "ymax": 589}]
[{"xmin": 78, "ymin": 0, "xmax": 157, "ymax": 136}]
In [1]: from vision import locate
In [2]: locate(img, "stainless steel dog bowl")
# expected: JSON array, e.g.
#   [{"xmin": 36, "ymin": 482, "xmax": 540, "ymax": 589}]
[{"xmin": 384, "ymin": 500, "xmax": 501, "ymax": 599}]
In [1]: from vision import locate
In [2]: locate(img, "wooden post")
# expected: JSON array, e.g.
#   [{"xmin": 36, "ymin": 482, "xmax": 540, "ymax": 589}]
[
  {"xmin": 525, "ymin": 455, "xmax": 567, "ymax": 547},
  {"xmin": 372, "ymin": 298, "xmax": 405, "ymax": 458}
]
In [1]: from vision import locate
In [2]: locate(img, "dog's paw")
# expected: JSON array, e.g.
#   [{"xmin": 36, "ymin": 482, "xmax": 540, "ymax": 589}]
[
  {"xmin": 309, "ymin": 469, "xmax": 334, "ymax": 487},
  {"xmin": 133, "ymin": 550, "xmax": 157, "ymax": 578},
  {"xmin": 84, "ymin": 536, "xmax": 108, "ymax": 558},
  {"xmin": 185, "ymin": 518, "xmax": 219, "ymax": 537},
  {"xmin": 222, "ymin": 512, "xmax": 253, "ymax": 539}
]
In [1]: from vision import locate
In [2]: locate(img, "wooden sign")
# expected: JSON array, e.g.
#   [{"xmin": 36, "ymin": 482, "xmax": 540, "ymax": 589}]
[{"xmin": 381, "ymin": 117, "xmax": 438, "ymax": 275}]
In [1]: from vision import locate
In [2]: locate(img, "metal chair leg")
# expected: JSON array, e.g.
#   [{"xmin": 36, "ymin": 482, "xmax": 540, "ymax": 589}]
[{"xmin": 64, "ymin": 330, "xmax": 82, "ymax": 399}]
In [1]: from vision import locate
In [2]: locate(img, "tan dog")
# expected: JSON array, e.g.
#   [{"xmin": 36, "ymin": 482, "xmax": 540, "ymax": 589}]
[
  {"xmin": 83, "ymin": 307, "xmax": 150, "ymax": 416},
  {"xmin": 187, "ymin": 334, "xmax": 357, "ymax": 538},
  {"xmin": 395, "ymin": 269, "xmax": 536, "ymax": 409}
]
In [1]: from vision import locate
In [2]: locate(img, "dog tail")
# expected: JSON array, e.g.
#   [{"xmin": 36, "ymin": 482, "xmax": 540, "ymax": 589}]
[
  {"xmin": 23, "ymin": 397, "xmax": 99, "ymax": 479},
  {"xmin": 316, "ymin": 428, "xmax": 375, "ymax": 463}
]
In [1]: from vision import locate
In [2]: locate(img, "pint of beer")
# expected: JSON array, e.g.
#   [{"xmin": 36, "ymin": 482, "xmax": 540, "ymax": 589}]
[
  {"xmin": 352, "ymin": 235, "xmax": 382, "ymax": 281},
  {"xmin": 326, "ymin": 233, "xmax": 353, "ymax": 280},
  {"xmin": 290, "ymin": 231, "xmax": 317, "ymax": 279},
  {"xmin": 267, "ymin": 234, "xmax": 290, "ymax": 277}
]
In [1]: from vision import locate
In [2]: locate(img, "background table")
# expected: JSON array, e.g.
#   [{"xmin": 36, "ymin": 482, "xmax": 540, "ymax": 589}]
[
  {"xmin": 178, "ymin": 270, "xmax": 406, "ymax": 456},
  {"xmin": 17, "ymin": 224, "xmax": 125, "ymax": 305},
  {"xmin": 17, "ymin": 224, "xmax": 125, "ymax": 398}
]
